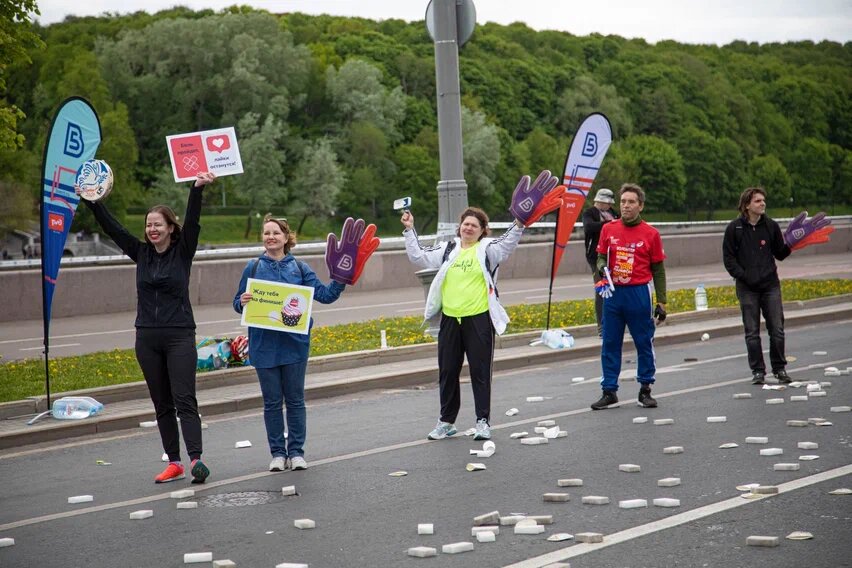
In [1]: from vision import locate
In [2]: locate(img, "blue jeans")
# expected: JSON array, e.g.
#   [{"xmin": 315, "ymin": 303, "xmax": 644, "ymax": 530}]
[
  {"xmin": 600, "ymin": 284, "xmax": 657, "ymax": 392},
  {"xmin": 735, "ymin": 281, "xmax": 786, "ymax": 374},
  {"xmin": 255, "ymin": 362, "xmax": 308, "ymax": 458}
]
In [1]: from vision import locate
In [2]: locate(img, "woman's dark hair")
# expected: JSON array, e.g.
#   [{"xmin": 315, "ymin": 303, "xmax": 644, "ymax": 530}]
[
  {"xmin": 263, "ymin": 214, "xmax": 298, "ymax": 254},
  {"xmin": 737, "ymin": 187, "xmax": 766, "ymax": 215},
  {"xmin": 456, "ymin": 207, "xmax": 490, "ymax": 240},
  {"xmin": 145, "ymin": 205, "xmax": 181, "ymax": 246}
]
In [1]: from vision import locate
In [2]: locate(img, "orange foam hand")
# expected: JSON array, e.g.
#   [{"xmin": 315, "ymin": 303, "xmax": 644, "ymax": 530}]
[
  {"xmin": 352, "ymin": 223, "xmax": 381, "ymax": 285},
  {"xmin": 524, "ymin": 185, "xmax": 567, "ymax": 227},
  {"xmin": 791, "ymin": 225, "xmax": 835, "ymax": 251}
]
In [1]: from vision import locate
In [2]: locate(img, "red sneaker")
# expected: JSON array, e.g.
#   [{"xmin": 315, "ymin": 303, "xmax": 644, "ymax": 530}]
[{"xmin": 154, "ymin": 462, "xmax": 185, "ymax": 483}]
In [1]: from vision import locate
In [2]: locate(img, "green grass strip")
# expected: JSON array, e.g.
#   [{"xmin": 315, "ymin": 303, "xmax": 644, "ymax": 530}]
[{"xmin": 1, "ymin": 279, "xmax": 850, "ymax": 403}]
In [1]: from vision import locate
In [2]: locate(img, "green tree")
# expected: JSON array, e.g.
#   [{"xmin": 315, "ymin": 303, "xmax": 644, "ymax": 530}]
[
  {"xmin": 392, "ymin": 142, "xmax": 439, "ymax": 232},
  {"xmin": 594, "ymin": 141, "xmax": 640, "ymax": 197},
  {"xmin": 462, "ymin": 107, "xmax": 501, "ymax": 208},
  {"xmin": 743, "ymin": 154, "xmax": 793, "ymax": 204},
  {"xmin": 621, "ymin": 135, "xmax": 686, "ymax": 212},
  {"xmin": 746, "ymin": 155, "xmax": 792, "ymax": 206},
  {"xmin": 290, "ymin": 137, "xmax": 346, "ymax": 233},
  {"xmin": 97, "ymin": 12, "xmax": 311, "ymax": 177},
  {"xmin": 325, "ymin": 59, "xmax": 406, "ymax": 142},
  {"xmin": 516, "ymin": 127, "xmax": 564, "ymax": 180},
  {"xmin": 786, "ymin": 138, "xmax": 833, "ymax": 207},
  {"xmin": 0, "ymin": 0, "xmax": 44, "ymax": 149},
  {"xmin": 675, "ymin": 127, "xmax": 743, "ymax": 219},
  {"xmin": 828, "ymin": 145, "xmax": 852, "ymax": 213},
  {"xmin": 554, "ymin": 75, "xmax": 633, "ymax": 140},
  {"xmin": 236, "ymin": 113, "xmax": 288, "ymax": 238}
]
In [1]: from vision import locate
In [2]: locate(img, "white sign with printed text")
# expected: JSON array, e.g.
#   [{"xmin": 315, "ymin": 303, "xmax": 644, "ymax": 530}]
[{"xmin": 166, "ymin": 127, "xmax": 244, "ymax": 182}]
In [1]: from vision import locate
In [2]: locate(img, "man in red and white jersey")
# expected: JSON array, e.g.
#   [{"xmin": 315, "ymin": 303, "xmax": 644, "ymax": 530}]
[{"xmin": 591, "ymin": 183, "xmax": 668, "ymax": 410}]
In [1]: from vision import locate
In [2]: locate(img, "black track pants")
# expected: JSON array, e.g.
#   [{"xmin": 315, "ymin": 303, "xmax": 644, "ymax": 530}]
[
  {"xmin": 135, "ymin": 328, "xmax": 202, "ymax": 461},
  {"xmin": 437, "ymin": 311, "xmax": 495, "ymax": 425}
]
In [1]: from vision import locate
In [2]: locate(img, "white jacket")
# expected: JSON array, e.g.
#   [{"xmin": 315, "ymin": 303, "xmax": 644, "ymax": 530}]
[{"xmin": 403, "ymin": 224, "xmax": 524, "ymax": 335}]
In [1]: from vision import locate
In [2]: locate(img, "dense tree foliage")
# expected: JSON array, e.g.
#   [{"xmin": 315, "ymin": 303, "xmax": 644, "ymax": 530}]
[{"xmin": 2, "ymin": 8, "xmax": 850, "ymax": 239}]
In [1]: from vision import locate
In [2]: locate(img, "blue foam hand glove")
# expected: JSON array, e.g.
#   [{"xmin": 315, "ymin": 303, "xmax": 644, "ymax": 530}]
[
  {"xmin": 783, "ymin": 211, "xmax": 832, "ymax": 249},
  {"xmin": 595, "ymin": 266, "xmax": 614, "ymax": 299},
  {"xmin": 326, "ymin": 217, "xmax": 366, "ymax": 285},
  {"xmin": 509, "ymin": 170, "xmax": 560, "ymax": 226}
]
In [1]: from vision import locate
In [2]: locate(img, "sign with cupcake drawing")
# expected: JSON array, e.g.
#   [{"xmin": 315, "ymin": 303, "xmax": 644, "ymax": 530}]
[{"xmin": 240, "ymin": 278, "xmax": 315, "ymax": 335}]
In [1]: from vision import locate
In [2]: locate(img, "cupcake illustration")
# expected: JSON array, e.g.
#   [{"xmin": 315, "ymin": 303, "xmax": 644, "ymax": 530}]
[{"xmin": 281, "ymin": 295, "xmax": 304, "ymax": 327}]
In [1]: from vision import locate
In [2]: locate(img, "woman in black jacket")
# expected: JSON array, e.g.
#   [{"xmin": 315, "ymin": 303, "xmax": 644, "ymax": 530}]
[
  {"xmin": 80, "ymin": 171, "xmax": 216, "ymax": 484},
  {"xmin": 582, "ymin": 188, "xmax": 619, "ymax": 336}
]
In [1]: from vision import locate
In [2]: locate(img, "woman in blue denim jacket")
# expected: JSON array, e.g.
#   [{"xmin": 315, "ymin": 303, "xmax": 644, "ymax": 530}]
[{"xmin": 233, "ymin": 216, "xmax": 344, "ymax": 472}]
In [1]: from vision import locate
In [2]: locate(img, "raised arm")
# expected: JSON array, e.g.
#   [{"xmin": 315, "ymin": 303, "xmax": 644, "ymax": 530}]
[
  {"xmin": 82, "ymin": 199, "xmax": 141, "ymax": 262},
  {"xmin": 484, "ymin": 221, "xmax": 524, "ymax": 266},
  {"xmin": 299, "ymin": 261, "xmax": 345, "ymax": 304},
  {"xmin": 401, "ymin": 210, "xmax": 446, "ymax": 269}
]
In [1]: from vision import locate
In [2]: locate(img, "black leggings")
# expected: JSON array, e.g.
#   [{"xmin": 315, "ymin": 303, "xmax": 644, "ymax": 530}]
[
  {"xmin": 437, "ymin": 311, "xmax": 495, "ymax": 424},
  {"xmin": 135, "ymin": 328, "xmax": 202, "ymax": 462}
]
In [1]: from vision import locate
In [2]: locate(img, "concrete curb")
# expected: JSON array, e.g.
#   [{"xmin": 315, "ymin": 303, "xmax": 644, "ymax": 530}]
[{"xmin": 2, "ymin": 298, "xmax": 849, "ymax": 450}]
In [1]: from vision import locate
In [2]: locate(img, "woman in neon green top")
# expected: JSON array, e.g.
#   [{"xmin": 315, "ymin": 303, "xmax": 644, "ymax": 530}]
[{"xmin": 402, "ymin": 207, "xmax": 524, "ymax": 441}]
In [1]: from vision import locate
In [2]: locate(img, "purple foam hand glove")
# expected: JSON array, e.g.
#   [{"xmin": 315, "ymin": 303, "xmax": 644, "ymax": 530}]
[
  {"xmin": 509, "ymin": 170, "xmax": 559, "ymax": 226},
  {"xmin": 783, "ymin": 211, "xmax": 832, "ymax": 248},
  {"xmin": 326, "ymin": 217, "xmax": 366, "ymax": 285}
]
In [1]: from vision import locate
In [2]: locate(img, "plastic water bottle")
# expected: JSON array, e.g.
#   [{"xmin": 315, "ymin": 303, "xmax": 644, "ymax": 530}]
[
  {"xmin": 694, "ymin": 284, "xmax": 708, "ymax": 311},
  {"xmin": 52, "ymin": 396, "xmax": 104, "ymax": 420}
]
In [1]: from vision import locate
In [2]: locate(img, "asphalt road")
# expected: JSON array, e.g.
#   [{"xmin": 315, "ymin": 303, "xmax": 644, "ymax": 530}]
[
  {"xmin": 1, "ymin": 253, "xmax": 850, "ymax": 362},
  {"xmin": 0, "ymin": 319, "xmax": 849, "ymax": 567}
]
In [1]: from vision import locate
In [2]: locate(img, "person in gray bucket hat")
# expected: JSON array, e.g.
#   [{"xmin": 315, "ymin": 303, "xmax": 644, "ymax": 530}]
[{"xmin": 583, "ymin": 188, "xmax": 619, "ymax": 336}]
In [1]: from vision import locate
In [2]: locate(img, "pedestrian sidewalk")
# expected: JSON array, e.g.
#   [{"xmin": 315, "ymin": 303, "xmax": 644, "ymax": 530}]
[{"xmin": 1, "ymin": 296, "xmax": 850, "ymax": 450}]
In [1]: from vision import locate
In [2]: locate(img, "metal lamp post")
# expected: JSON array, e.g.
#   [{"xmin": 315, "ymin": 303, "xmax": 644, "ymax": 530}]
[{"xmin": 418, "ymin": 0, "xmax": 476, "ymax": 336}]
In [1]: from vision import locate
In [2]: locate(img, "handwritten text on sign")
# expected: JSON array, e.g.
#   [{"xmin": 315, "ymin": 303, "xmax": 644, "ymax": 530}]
[{"xmin": 166, "ymin": 127, "xmax": 244, "ymax": 182}]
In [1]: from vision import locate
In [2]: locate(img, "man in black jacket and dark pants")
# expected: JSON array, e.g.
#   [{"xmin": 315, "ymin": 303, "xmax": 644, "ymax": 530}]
[
  {"xmin": 583, "ymin": 188, "xmax": 619, "ymax": 336},
  {"xmin": 722, "ymin": 187, "xmax": 792, "ymax": 385}
]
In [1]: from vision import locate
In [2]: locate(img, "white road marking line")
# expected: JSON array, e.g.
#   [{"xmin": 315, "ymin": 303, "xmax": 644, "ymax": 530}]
[
  {"xmin": 0, "ymin": 301, "xmax": 424, "ymax": 345},
  {"xmin": 503, "ymin": 463, "xmax": 852, "ymax": 568},
  {"xmin": 1, "ymin": 353, "xmax": 849, "ymax": 532},
  {"xmin": 495, "ymin": 367, "xmax": 550, "ymax": 378},
  {"xmin": 19, "ymin": 343, "xmax": 79, "ymax": 351},
  {"xmin": 1, "ymin": 330, "xmax": 135, "ymax": 345},
  {"xmin": 313, "ymin": 299, "xmax": 422, "ymax": 313}
]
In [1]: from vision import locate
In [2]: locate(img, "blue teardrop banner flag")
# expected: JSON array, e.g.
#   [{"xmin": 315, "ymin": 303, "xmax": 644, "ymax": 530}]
[
  {"xmin": 38, "ymin": 97, "xmax": 101, "ymax": 408},
  {"xmin": 40, "ymin": 97, "xmax": 101, "ymax": 328}
]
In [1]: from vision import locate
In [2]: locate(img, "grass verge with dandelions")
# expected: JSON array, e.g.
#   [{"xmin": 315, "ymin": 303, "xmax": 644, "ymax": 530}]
[{"xmin": 1, "ymin": 279, "xmax": 850, "ymax": 403}]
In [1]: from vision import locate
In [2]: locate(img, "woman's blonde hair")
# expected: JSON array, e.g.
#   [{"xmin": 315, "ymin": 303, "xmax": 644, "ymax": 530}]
[{"xmin": 262, "ymin": 214, "xmax": 297, "ymax": 254}]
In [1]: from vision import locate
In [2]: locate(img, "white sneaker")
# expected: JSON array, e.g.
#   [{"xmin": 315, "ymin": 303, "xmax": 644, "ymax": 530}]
[
  {"xmin": 269, "ymin": 456, "xmax": 287, "ymax": 472},
  {"xmin": 473, "ymin": 418, "xmax": 491, "ymax": 440},
  {"xmin": 427, "ymin": 421, "xmax": 457, "ymax": 440},
  {"xmin": 290, "ymin": 456, "xmax": 308, "ymax": 470}
]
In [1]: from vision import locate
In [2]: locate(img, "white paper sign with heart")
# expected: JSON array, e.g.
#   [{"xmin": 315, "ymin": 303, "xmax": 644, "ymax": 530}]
[{"xmin": 165, "ymin": 126, "xmax": 244, "ymax": 182}]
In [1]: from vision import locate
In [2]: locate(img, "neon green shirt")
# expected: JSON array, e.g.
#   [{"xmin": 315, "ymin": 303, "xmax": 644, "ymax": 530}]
[{"xmin": 441, "ymin": 243, "xmax": 489, "ymax": 317}]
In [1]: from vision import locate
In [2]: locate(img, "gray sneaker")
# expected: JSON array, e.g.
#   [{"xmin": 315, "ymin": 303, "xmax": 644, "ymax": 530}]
[
  {"xmin": 269, "ymin": 456, "xmax": 287, "ymax": 472},
  {"xmin": 290, "ymin": 456, "xmax": 308, "ymax": 470},
  {"xmin": 427, "ymin": 421, "xmax": 457, "ymax": 440},
  {"xmin": 473, "ymin": 418, "xmax": 491, "ymax": 440}
]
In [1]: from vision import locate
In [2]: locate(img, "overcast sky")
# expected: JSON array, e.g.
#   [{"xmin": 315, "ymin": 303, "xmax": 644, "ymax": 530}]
[{"xmin": 34, "ymin": 0, "xmax": 851, "ymax": 45}]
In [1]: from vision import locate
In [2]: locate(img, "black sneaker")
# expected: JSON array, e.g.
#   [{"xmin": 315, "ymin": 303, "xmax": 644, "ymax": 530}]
[
  {"xmin": 751, "ymin": 371, "xmax": 766, "ymax": 385},
  {"xmin": 774, "ymin": 370, "xmax": 792, "ymax": 384},
  {"xmin": 190, "ymin": 458, "xmax": 210, "ymax": 484},
  {"xmin": 591, "ymin": 391, "xmax": 618, "ymax": 410},
  {"xmin": 638, "ymin": 386, "xmax": 657, "ymax": 408}
]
